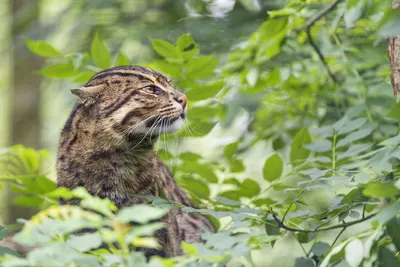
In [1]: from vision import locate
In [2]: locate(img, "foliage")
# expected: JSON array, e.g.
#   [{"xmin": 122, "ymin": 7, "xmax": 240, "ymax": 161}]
[{"xmin": 2, "ymin": 0, "xmax": 400, "ymax": 266}]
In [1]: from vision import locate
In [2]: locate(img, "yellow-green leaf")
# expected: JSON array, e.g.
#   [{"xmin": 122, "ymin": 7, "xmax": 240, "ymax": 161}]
[
  {"xmin": 91, "ymin": 33, "xmax": 111, "ymax": 69},
  {"xmin": 263, "ymin": 154, "xmax": 283, "ymax": 182}
]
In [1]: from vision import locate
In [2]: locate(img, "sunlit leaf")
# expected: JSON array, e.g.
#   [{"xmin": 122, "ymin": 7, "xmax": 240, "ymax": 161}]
[
  {"xmin": 91, "ymin": 33, "xmax": 111, "ymax": 69},
  {"xmin": 176, "ymin": 33, "xmax": 199, "ymax": 60},
  {"xmin": 40, "ymin": 63, "xmax": 78, "ymax": 78},
  {"xmin": 116, "ymin": 205, "xmax": 168, "ymax": 224},
  {"xmin": 115, "ymin": 52, "xmax": 130, "ymax": 66},
  {"xmin": 150, "ymin": 38, "xmax": 179, "ymax": 60},
  {"xmin": 185, "ymin": 55, "xmax": 219, "ymax": 79},
  {"xmin": 263, "ymin": 154, "xmax": 283, "ymax": 182},
  {"xmin": 179, "ymin": 177, "xmax": 210, "ymax": 199},
  {"xmin": 239, "ymin": 179, "xmax": 260, "ymax": 198},
  {"xmin": 13, "ymin": 196, "xmax": 43, "ymax": 207},
  {"xmin": 67, "ymin": 232, "xmax": 102, "ymax": 252},
  {"xmin": 25, "ymin": 38, "xmax": 62, "ymax": 57},
  {"xmin": 363, "ymin": 183, "xmax": 400, "ymax": 198},
  {"xmin": 345, "ymin": 239, "xmax": 363, "ymax": 267}
]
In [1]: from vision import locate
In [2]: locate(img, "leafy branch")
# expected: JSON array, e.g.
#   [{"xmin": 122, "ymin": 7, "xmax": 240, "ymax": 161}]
[
  {"xmin": 269, "ymin": 206, "xmax": 377, "ymax": 233},
  {"xmin": 305, "ymin": 0, "xmax": 343, "ymax": 84}
]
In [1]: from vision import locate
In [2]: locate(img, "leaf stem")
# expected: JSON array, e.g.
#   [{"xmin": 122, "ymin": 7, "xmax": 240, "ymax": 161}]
[{"xmin": 332, "ymin": 131, "xmax": 337, "ymax": 174}]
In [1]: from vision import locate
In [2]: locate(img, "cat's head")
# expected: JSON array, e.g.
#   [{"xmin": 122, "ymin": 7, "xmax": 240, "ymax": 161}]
[{"xmin": 71, "ymin": 66, "xmax": 187, "ymax": 138}]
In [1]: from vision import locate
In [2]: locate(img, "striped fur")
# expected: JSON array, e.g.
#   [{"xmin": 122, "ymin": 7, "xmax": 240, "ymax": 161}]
[{"xmin": 56, "ymin": 66, "xmax": 215, "ymax": 257}]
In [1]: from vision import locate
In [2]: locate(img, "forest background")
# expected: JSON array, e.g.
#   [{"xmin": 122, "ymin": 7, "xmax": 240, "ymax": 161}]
[{"xmin": 1, "ymin": 0, "xmax": 400, "ymax": 266}]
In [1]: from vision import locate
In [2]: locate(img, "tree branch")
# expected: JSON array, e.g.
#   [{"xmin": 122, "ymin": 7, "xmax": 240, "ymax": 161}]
[
  {"xmin": 305, "ymin": 0, "xmax": 343, "ymax": 84},
  {"xmin": 270, "ymin": 208, "xmax": 376, "ymax": 233}
]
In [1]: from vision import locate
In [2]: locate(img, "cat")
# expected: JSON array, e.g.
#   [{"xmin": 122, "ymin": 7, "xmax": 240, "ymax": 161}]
[{"xmin": 56, "ymin": 66, "xmax": 215, "ymax": 257}]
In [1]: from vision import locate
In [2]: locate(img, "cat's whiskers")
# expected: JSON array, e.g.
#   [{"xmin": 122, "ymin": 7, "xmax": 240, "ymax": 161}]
[{"xmin": 130, "ymin": 116, "xmax": 162, "ymax": 151}]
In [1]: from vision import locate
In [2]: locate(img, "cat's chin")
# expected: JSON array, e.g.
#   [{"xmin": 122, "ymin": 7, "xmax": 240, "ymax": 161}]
[{"xmin": 132, "ymin": 117, "xmax": 184, "ymax": 136}]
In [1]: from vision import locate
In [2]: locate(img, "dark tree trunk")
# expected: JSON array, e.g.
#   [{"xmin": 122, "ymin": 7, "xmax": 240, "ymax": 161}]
[{"xmin": 388, "ymin": 1, "xmax": 400, "ymax": 99}]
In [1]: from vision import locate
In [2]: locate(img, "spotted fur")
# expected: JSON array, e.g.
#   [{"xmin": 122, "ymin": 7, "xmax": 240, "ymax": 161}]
[{"xmin": 56, "ymin": 66, "xmax": 215, "ymax": 257}]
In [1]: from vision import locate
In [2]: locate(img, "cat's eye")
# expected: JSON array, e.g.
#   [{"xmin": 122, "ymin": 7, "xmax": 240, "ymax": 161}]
[{"xmin": 143, "ymin": 86, "xmax": 162, "ymax": 95}]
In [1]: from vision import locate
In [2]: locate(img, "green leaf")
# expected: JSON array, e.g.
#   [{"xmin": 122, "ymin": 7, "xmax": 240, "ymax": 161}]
[
  {"xmin": 0, "ymin": 226, "xmax": 9, "ymax": 241},
  {"xmin": 40, "ymin": 63, "xmax": 78, "ymax": 78},
  {"xmin": 91, "ymin": 33, "xmax": 111, "ymax": 69},
  {"xmin": 336, "ymin": 126, "xmax": 375, "ymax": 147},
  {"xmin": 181, "ymin": 242, "xmax": 198, "ymax": 256},
  {"xmin": 252, "ymin": 198, "xmax": 275, "ymax": 206},
  {"xmin": 263, "ymin": 154, "xmax": 283, "ymax": 182},
  {"xmin": 179, "ymin": 177, "xmax": 210, "ymax": 199},
  {"xmin": 185, "ymin": 80, "xmax": 224, "ymax": 101},
  {"xmin": 116, "ymin": 205, "xmax": 168, "ymax": 224},
  {"xmin": 179, "ymin": 152, "xmax": 202, "ymax": 162},
  {"xmin": 290, "ymin": 128, "xmax": 311, "ymax": 164},
  {"xmin": 13, "ymin": 196, "xmax": 43, "ymax": 207},
  {"xmin": 73, "ymin": 187, "xmax": 117, "ymax": 217},
  {"xmin": 388, "ymin": 102, "xmax": 400, "ymax": 122},
  {"xmin": 345, "ymin": 239, "xmax": 364, "ymax": 267},
  {"xmin": 378, "ymin": 247, "xmax": 400, "ymax": 266},
  {"xmin": 311, "ymin": 242, "xmax": 330, "ymax": 257},
  {"xmin": 74, "ymin": 71, "xmax": 96, "ymax": 83},
  {"xmin": 150, "ymin": 38, "xmax": 179, "ymax": 59},
  {"xmin": 239, "ymin": 179, "xmax": 260, "ymax": 198},
  {"xmin": 304, "ymin": 140, "xmax": 332, "ymax": 153},
  {"xmin": 387, "ymin": 217, "xmax": 400, "ymax": 251},
  {"xmin": 0, "ymin": 246, "xmax": 20, "ymax": 257},
  {"xmin": 25, "ymin": 38, "xmax": 62, "ymax": 57},
  {"xmin": 219, "ymin": 190, "xmax": 241, "ymax": 201},
  {"xmin": 67, "ymin": 232, "xmax": 102, "ymax": 252},
  {"xmin": 376, "ymin": 201, "xmax": 400, "ymax": 224},
  {"xmin": 265, "ymin": 219, "xmax": 280, "ymax": 235},
  {"xmin": 297, "ymin": 232, "xmax": 316, "ymax": 244},
  {"xmin": 246, "ymin": 67, "xmax": 259, "ymax": 87},
  {"xmin": 185, "ymin": 55, "xmax": 219, "ymax": 79},
  {"xmin": 176, "ymin": 33, "xmax": 199, "ymax": 60},
  {"xmin": 363, "ymin": 183, "xmax": 400, "ymax": 198},
  {"xmin": 180, "ymin": 162, "xmax": 218, "ymax": 183},
  {"xmin": 337, "ymin": 144, "xmax": 372, "ymax": 160},
  {"xmin": 223, "ymin": 142, "xmax": 245, "ymax": 173},
  {"xmin": 337, "ymin": 118, "xmax": 367, "ymax": 135},
  {"xmin": 295, "ymin": 258, "xmax": 315, "ymax": 267},
  {"xmin": 259, "ymin": 17, "xmax": 288, "ymax": 40},
  {"xmin": 151, "ymin": 60, "xmax": 182, "ymax": 78},
  {"xmin": 115, "ymin": 52, "xmax": 130, "ymax": 66}
]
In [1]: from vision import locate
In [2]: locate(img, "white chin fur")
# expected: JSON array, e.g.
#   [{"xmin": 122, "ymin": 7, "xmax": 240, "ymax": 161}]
[
  {"xmin": 162, "ymin": 118, "xmax": 184, "ymax": 133},
  {"xmin": 135, "ymin": 118, "xmax": 183, "ymax": 135}
]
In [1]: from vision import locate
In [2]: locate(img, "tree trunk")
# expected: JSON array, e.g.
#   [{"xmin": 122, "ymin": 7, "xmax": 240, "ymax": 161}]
[
  {"xmin": 3, "ymin": 0, "xmax": 43, "ymax": 224},
  {"xmin": 388, "ymin": 1, "xmax": 400, "ymax": 99}
]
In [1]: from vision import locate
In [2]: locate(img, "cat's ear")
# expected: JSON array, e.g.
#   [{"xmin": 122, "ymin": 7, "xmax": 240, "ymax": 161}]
[{"xmin": 71, "ymin": 84, "xmax": 103, "ymax": 106}]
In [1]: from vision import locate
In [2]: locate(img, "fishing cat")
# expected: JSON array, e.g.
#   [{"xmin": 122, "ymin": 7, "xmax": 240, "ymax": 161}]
[{"xmin": 56, "ymin": 65, "xmax": 215, "ymax": 257}]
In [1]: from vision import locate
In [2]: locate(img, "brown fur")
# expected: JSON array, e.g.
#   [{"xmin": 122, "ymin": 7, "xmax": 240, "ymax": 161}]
[{"xmin": 56, "ymin": 66, "xmax": 215, "ymax": 257}]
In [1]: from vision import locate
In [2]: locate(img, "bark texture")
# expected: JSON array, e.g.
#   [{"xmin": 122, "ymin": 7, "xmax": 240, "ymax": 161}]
[{"xmin": 389, "ymin": 1, "xmax": 400, "ymax": 99}]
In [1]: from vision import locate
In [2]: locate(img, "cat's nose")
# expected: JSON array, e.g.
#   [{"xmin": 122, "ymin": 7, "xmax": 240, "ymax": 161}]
[{"xmin": 174, "ymin": 94, "xmax": 187, "ymax": 109}]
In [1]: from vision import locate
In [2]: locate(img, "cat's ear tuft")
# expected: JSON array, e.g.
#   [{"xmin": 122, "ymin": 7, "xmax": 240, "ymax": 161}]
[
  {"xmin": 71, "ymin": 85, "xmax": 103, "ymax": 106},
  {"xmin": 71, "ymin": 88, "xmax": 84, "ymax": 97}
]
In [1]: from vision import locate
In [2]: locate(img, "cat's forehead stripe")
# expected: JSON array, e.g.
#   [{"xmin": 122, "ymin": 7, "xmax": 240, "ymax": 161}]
[{"xmin": 85, "ymin": 66, "xmax": 170, "ymax": 88}]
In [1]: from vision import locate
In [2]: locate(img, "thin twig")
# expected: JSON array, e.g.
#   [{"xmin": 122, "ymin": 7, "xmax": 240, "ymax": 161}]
[
  {"xmin": 305, "ymin": 0, "xmax": 343, "ymax": 84},
  {"xmin": 270, "ymin": 207, "xmax": 376, "ymax": 233},
  {"xmin": 331, "ymin": 227, "xmax": 346, "ymax": 248}
]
